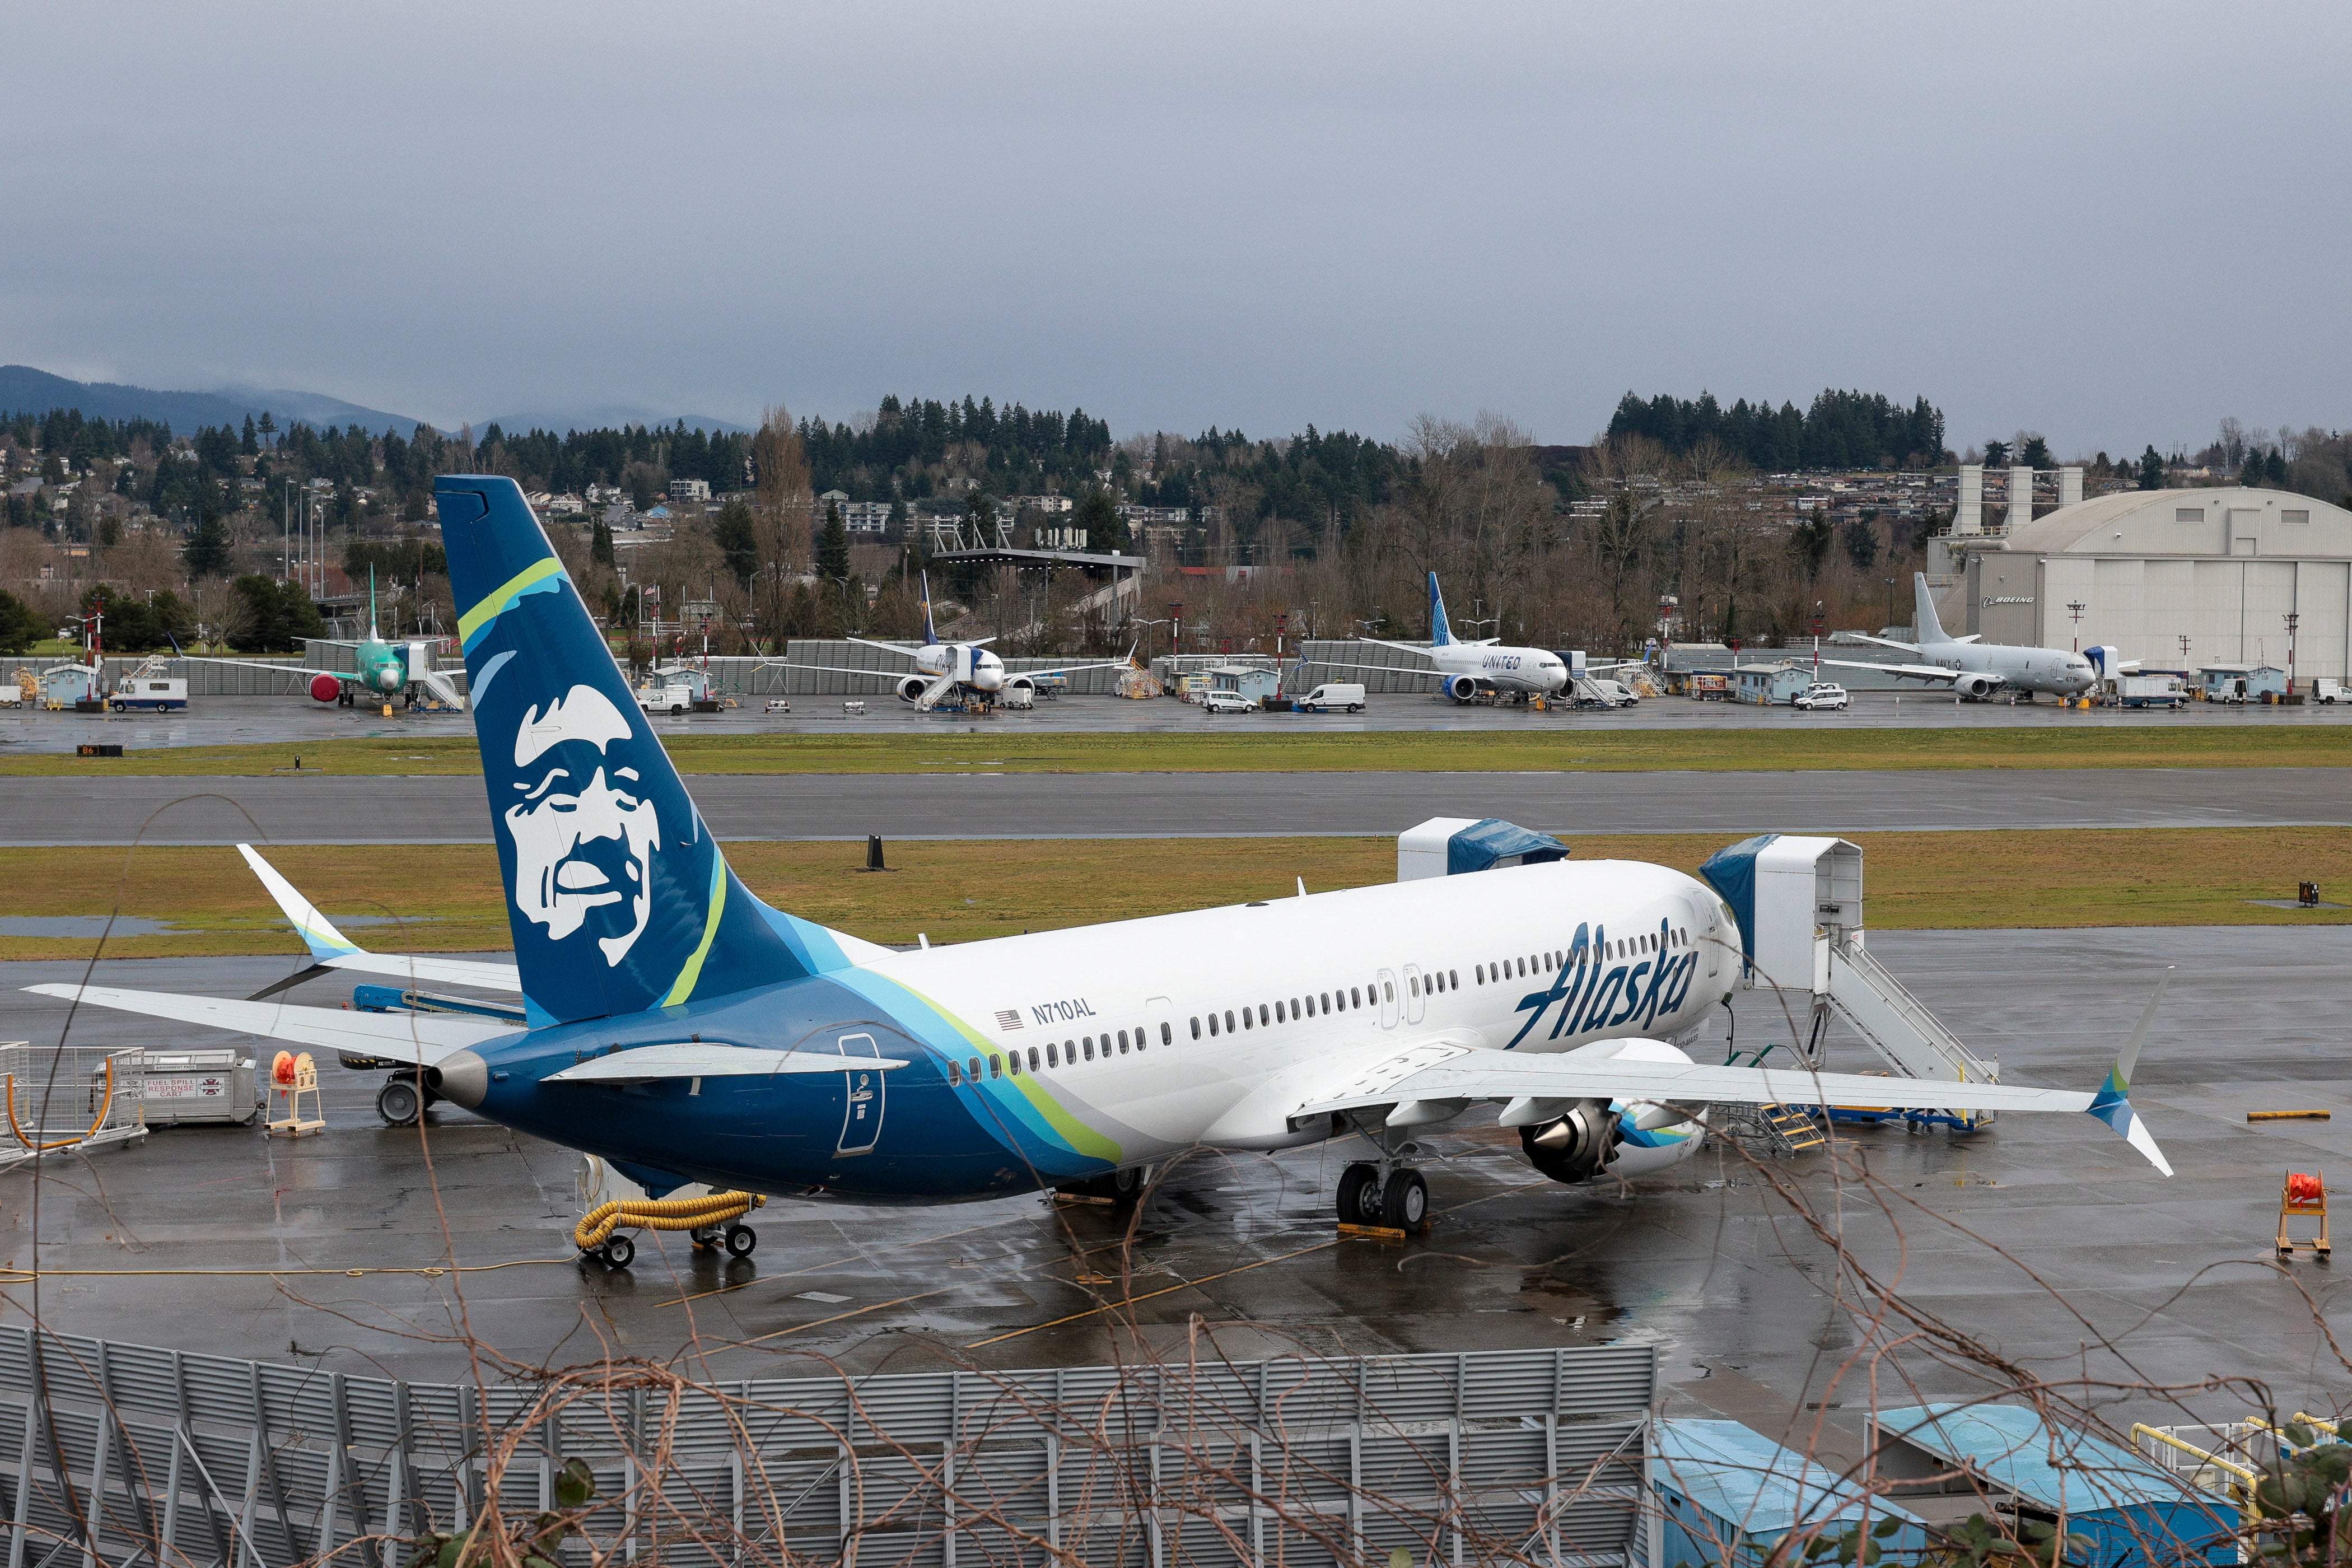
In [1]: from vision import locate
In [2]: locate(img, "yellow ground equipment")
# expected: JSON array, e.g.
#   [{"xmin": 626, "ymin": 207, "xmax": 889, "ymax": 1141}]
[
  {"xmin": 575, "ymin": 1189, "xmax": 763, "ymax": 1269},
  {"xmin": 2276, "ymin": 1170, "xmax": 2330, "ymax": 1259}
]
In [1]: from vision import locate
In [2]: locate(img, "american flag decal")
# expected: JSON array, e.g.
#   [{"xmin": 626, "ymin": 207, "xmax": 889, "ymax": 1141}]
[{"xmin": 995, "ymin": 1009, "xmax": 1023, "ymax": 1030}]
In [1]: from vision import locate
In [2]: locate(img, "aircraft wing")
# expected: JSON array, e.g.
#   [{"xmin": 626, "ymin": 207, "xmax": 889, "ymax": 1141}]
[
  {"xmin": 1356, "ymin": 639, "xmax": 1440, "ymax": 660},
  {"xmin": 1296, "ymin": 659, "xmax": 1444, "ymax": 680},
  {"xmin": 1818, "ymin": 658, "xmax": 1969, "ymax": 686},
  {"xmin": 178, "ymin": 655, "xmax": 346, "ymax": 682},
  {"xmin": 1282, "ymin": 1036, "xmax": 2168, "ymax": 1175},
  {"xmin": 237, "ymin": 845, "xmax": 521, "ymax": 997},
  {"xmin": 1839, "ymin": 633, "xmax": 1922, "ymax": 655},
  {"xmin": 840, "ymin": 638, "xmax": 920, "ymax": 660},
  {"xmin": 1018, "ymin": 643, "xmax": 1140, "ymax": 680},
  {"xmin": 761, "ymin": 662, "xmax": 909, "ymax": 683},
  {"xmin": 23, "ymin": 984, "xmax": 512, "ymax": 1067}
]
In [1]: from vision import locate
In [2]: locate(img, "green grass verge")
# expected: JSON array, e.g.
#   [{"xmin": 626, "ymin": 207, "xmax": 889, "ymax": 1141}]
[
  {"xmin": 4, "ymin": 725, "xmax": 2351, "ymax": 778},
  {"xmin": 3, "ymin": 828, "xmax": 2345, "ymax": 962}
]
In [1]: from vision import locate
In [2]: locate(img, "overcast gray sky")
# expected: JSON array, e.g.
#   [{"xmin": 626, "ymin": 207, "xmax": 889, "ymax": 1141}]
[{"xmin": 6, "ymin": 2, "xmax": 2345, "ymax": 455}]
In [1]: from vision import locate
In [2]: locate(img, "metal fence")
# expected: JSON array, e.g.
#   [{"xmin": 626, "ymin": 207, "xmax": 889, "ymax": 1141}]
[
  {"xmin": 0, "ymin": 1325, "xmax": 1655, "ymax": 1567},
  {"xmin": 0, "ymin": 1046, "xmax": 147, "ymax": 1174}
]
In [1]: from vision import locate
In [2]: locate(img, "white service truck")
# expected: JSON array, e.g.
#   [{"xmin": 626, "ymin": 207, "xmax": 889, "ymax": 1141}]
[{"xmin": 1297, "ymin": 682, "xmax": 1365, "ymax": 713}]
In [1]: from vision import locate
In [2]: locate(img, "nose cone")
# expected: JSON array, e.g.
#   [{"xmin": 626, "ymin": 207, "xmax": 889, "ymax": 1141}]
[{"xmin": 973, "ymin": 655, "xmax": 1004, "ymax": 690}]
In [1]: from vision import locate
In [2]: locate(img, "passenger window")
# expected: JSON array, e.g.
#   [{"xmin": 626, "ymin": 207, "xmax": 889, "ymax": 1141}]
[
  {"xmin": 1350, "ymin": 987, "xmax": 1361, "ymax": 1008},
  {"xmin": 1119, "ymin": 1030, "xmax": 1131, "ymax": 1054},
  {"xmin": 1318, "ymin": 992, "xmax": 1329, "ymax": 1012},
  {"xmin": 1449, "ymin": 969, "xmax": 1458, "ymax": 988},
  {"xmin": 1191, "ymin": 1017, "xmax": 1201, "ymax": 1039},
  {"xmin": 1474, "ymin": 965, "xmax": 1483, "ymax": 984},
  {"xmin": 1258, "ymin": 1004, "xmax": 1269, "ymax": 1026},
  {"xmin": 1225, "ymin": 1009, "xmax": 1236, "ymax": 1032},
  {"xmin": 1275, "ymin": 1000, "xmax": 1285, "ymax": 1021},
  {"xmin": 1160, "ymin": 1023, "xmax": 1172, "ymax": 1045},
  {"xmin": 969, "ymin": 1056, "xmax": 982, "ymax": 1081},
  {"xmin": 1383, "ymin": 981, "xmax": 1393, "ymax": 1001},
  {"xmin": 1208, "ymin": 1014, "xmax": 1219, "ymax": 1037},
  {"xmin": 1046, "ymin": 1043, "xmax": 1058, "ymax": 1067},
  {"xmin": 948, "ymin": 1061, "xmax": 962, "ymax": 1085},
  {"xmin": 990, "ymin": 1054, "xmax": 1002, "ymax": 1078},
  {"xmin": 1408, "ymin": 976, "xmax": 1418, "ymax": 996},
  {"xmin": 1028, "ymin": 1047, "xmax": 1040, "ymax": 1072}
]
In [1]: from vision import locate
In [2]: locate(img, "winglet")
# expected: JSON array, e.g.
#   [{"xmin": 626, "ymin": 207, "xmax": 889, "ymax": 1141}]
[
  {"xmin": 2084, "ymin": 968, "xmax": 2172, "ymax": 1176},
  {"xmin": 237, "ymin": 843, "xmax": 361, "ymax": 960}
]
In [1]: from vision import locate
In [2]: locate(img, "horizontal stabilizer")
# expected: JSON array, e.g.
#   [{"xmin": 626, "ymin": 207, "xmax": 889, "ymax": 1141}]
[
  {"xmin": 25, "ymin": 984, "xmax": 511, "ymax": 1066},
  {"xmin": 546, "ymin": 1042, "xmax": 910, "ymax": 1082}
]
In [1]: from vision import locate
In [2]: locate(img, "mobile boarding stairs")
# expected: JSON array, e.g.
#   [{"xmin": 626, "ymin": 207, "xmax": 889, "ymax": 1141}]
[{"xmin": 1701, "ymin": 834, "xmax": 2000, "ymax": 1133}]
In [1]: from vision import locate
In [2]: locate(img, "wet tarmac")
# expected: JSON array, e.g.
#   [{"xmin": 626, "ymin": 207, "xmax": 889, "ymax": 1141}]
[
  {"xmin": 7, "ymin": 689, "xmax": 2350, "ymax": 755},
  {"xmin": 6, "ymin": 928, "xmax": 2349, "ymax": 1427},
  {"xmin": 3, "ymin": 766, "xmax": 2344, "ymax": 844}
]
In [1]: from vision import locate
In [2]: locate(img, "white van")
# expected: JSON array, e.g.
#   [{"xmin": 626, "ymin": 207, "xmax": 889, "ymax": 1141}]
[
  {"xmin": 1298, "ymin": 682, "xmax": 1365, "ymax": 713},
  {"xmin": 1588, "ymin": 678, "xmax": 1638, "ymax": 708},
  {"xmin": 2316, "ymin": 678, "xmax": 2348, "ymax": 705}
]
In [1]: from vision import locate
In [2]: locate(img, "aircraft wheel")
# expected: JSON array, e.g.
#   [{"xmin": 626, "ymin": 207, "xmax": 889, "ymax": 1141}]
[
  {"xmin": 376, "ymin": 1076, "xmax": 422, "ymax": 1127},
  {"xmin": 724, "ymin": 1224, "xmax": 757, "ymax": 1258},
  {"xmin": 1380, "ymin": 1168, "xmax": 1429, "ymax": 1230},
  {"xmin": 602, "ymin": 1234, "xmax": 636, "ymax": 1269},
  {"xmin": 1108, "ymin": 1165, "xmax": 1145, "ymax": 1205},
  {"xmin": 1335, "ymin": 1161, "xmax": 1382, "ymax": 1225}
]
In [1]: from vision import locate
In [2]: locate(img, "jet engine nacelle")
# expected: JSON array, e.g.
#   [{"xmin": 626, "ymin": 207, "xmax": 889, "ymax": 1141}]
[
  {"xmin": 1956, "ymin": 673, "xmax": 2003, "ymax": 700},
  {"xmin": 1519, "ymin": 1098, "xmax": 1623, "ymax": 1184},
  {"xmin": 309, "ymin": 673, "xmax": 343, "ymax": 703},
  {"xmin": 1445, "ymin": 674, "xmax": 1482, "ymax": 702},
  {"xmin": 897, "ymin": 675, "xmax": 932, "ymax": 703}
]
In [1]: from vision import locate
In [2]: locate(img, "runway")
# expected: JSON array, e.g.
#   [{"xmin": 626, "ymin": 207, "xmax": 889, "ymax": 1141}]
[{"xmin": 2, "ymin": 766, "xmax": 2344, "ymax": 843}]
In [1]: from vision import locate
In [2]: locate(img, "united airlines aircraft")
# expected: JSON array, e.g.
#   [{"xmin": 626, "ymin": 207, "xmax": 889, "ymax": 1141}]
[{"xmin": 33, "ymin": 479, "xmax": 2169, "ymax": 1230}]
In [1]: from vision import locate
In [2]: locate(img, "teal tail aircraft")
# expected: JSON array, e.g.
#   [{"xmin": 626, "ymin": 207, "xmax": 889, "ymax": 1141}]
[
  {"xmin": 184, "ymin": 568, "xmax": 468, "ymax": 708},
  {"xmin": 32, "ymin": 477, "xmax": 2173, "ymax": 1228}
]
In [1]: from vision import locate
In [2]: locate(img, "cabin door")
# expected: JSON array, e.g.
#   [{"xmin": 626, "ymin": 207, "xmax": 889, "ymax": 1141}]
[{"xmin": 835, "ymin": 1033, "xmax": 884, "ymax": 1156}]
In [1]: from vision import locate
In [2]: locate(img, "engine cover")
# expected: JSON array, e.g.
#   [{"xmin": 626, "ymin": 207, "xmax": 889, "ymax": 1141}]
[
  {"xmin": 309, "ymin": 673, "xmax": 343, "ymax": 703},
  {"xmin": 1446, "ymin": 674, "xmax": 1481, "ymax": 702},
  {"xmin": 1957, "ymin": 673, "xmax": 1999, "ymax": 699},
  {"xmin": 897, "ymin": 675, "xmax": 931, "ymax": 703},
  {"xmin": 1519, "ymin": 1098, "xmax": 1623, "ymax": 1184}
]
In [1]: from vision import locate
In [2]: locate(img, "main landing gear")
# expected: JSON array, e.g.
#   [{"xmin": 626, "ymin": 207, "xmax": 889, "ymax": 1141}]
[
  {"xmin": 1056, "ymin": 1166, "xmax": 1148, "ymax": 1206},
  {"xmin": 1334, "ymin": 1152, "xmax": 1429, "ymax": 1230}
]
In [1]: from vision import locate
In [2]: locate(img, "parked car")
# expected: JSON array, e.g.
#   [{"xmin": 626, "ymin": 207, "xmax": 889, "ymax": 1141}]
[
  {"xmin": 1791, "ymin": 682, "xmax": 1850, "ymax": 711},
  {"xmin": 1297, "ymin": 682, "xmax": 1366, "ymax": 713},
  {"xmin": 1201, "ymin": 690, "xmax": 1258, "ymax": 714}
]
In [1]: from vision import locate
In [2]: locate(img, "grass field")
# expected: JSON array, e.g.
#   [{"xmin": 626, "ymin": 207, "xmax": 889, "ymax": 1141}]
[
  {"xmin": 4, "ymin": 827, "xmax": 2346, "ymax": 962},
  {"xmin": 4, "ymin": 725, "xmax": 2351, "ymax": 779}
]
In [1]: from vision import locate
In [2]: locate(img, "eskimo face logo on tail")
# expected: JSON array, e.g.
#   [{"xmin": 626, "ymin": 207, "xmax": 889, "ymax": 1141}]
[{"xmin": 503, "ymin": 684, "xmax": 662, "ymax": 965}]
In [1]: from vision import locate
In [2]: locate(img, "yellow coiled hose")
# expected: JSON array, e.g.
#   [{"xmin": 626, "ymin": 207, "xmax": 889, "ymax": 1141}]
[{"xmin": 575, "ymin": 1191, "xmax": 763, "ymax": 1250}]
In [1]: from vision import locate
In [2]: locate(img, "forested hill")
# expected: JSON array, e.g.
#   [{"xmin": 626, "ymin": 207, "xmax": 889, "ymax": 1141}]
[{"xmin": 1606, "ymin": 389, "xmax": 1946, "ymax": 470}]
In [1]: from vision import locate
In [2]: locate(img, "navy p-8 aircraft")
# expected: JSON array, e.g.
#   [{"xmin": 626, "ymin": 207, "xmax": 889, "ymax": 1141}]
[
  {"xmin": 35, "ymin": 479, "xmax": 2171, "ymax": 1230},
  {"xmin": 1823, "ymin": 573, "xmax": 2098, "ymax": 701}
]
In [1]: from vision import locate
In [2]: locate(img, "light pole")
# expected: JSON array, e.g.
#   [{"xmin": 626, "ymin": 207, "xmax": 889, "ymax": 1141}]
[
  {"xmin": 1883, "ymin": 577, "xmax": 1896, "ymax": 631},
  {"xmin": 2066, "ymin": 599, "xmax": 2087, "ymax": 652},
  {"xmin": 2285, "ymin": 610, "xmax": 2300, "ymax": 696}
]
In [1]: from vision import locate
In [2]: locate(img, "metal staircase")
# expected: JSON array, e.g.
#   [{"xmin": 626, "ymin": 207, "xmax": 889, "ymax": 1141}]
[{"xmin": 1824, "ymin": 940, "xmax": 1998, "ymax": 1085}]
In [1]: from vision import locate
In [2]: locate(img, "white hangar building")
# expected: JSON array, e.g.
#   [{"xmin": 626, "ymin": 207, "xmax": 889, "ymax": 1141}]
[{"xmin": 1941, "ymin": 484, "xmax": 2352, "ymax": 680}]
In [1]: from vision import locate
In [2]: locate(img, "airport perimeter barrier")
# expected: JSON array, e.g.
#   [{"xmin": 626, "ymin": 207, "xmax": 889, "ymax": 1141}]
[{"xmin": 0, "ymin": 1326, "xmax": 1656, "ymax": 1568}]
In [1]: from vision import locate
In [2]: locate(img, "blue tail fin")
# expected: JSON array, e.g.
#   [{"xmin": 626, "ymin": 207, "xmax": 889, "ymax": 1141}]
[
  {"xmin": 437, "ymin": 476, "xmax": 807, "ymax": 1026},
  {"xmin": 1427, "ymin": 571, "xmax": 1454, "ymax": 647},
  {"xmin": 919, "ymin": 570, "xmax": 939, "ymax": 645}
]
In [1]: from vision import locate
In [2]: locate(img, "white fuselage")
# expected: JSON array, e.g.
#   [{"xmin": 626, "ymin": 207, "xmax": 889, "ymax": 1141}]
[
  {"xmin": 862, "ymin": 857, "xmax": 1733, "ymax": 1177},
  {"xmin": 913, "ymin": 642, "xmax": 1004, "ymax": 691},
  {"xmin": 1429, "ymin": 642, "xmax": 1568, "ymax": 697}
]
